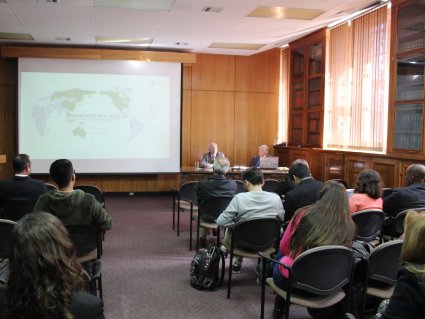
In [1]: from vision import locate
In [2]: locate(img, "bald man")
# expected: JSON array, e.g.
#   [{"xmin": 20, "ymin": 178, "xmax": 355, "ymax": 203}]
[
  {"xmin": 199, "ymin": 142, "xmax": 224, "ymax": 168},
  {"xmin": 383, "ymin": 164, "xmax": 425, "ymax": 218}
]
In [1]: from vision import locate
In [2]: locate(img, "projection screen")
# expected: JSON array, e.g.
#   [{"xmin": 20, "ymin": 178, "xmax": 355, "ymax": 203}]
[{"xmin": 18, "ymin": 58, "xmax": 182, "ymax": 174}]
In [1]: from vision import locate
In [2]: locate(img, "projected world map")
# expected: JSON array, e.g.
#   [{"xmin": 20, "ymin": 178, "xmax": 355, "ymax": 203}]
[{"xmin": 31, "ymin": 88, "xmax": 143, "ymax": 141}]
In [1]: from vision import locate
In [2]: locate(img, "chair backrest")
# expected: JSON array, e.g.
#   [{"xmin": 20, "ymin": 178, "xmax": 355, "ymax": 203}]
[
  {"xmin": 74, "ymin": 185, "xmax": 105, "ymax": 208},
  {"xmin": 65, "ymin": 224, "xmax": 102, "ymax": 259},
  {"xmin": 262, "ymin": 179, "xmax": 280, "ymax": 193},
  {"xmin": 291, "ymin": 245, "xmax": 353, "ymax": 296},
  {"xmin": 232, "ymin": 217, "xmax": 281, "ymax": 252},
  {"xmin": 382, "ymin": 188, "xmax": 393, "ymax": 199},
  {"xmin": 368, "ymin": 240, "xmax": 403, "ymax": 285},
  {"xmin": 351, "ymin": 210, "xmax": 385, "ymax": 242},
  {"xmin": 199, "ymin": 197, "xmax": 232, "ymax": 222},
  {"xmin": 0, "ymin": 198, "xmax": 36, "ymax": 221},
  {"xmin": 178, "ymin": 181, "xmax": 198, "ymax": 204},
  {"xmin": 235, "ymin": 180, "xmax": 245, "ymax": 194},
  {"xmin": 0, "ymin": 219, "xmax": 16, "ymax": 259},
  {"xmin": 393, "ymin": 207, "xmax": 425, "ymax": 237}
]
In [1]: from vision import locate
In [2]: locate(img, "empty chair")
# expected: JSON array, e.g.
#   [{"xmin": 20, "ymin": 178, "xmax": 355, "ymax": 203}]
[
  {"xmin": 74, "ymin": 184, "xmax": 106, "ymax": 208},
  {"xmin": 0, "ymin": 197, "xmax": 36, "ymax": 221},
  {"xmin": 196, "ymin": 197, "xmax": 232, "ymax": 251},
  {"xmin": 172, "ymin": 181, "xmax": 198, "ymax": 237},
  {"xmin": 66, "ymin": 224, "xmax": 103, "ymax": 299},
  {"xmin": 259, "ymin": 246, "xmax": 354, "ymax": 319},
  {"xmin": 351, "ymin": 210, "xmax": 385, "ymax": 244},
  {"xmin": 262, "ymin": 179, "xmax": 280, "ymax": 194},
  {"xmin": 226, "ymin": 217, "xmax": 281, "ymax": 299}
]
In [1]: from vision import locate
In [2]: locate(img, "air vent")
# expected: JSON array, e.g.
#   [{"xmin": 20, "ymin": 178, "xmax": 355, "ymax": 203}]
[
  {"xmin": 55, "ymin": 37, "xmax": 71, "ymax": 41},
  {"xmin": 37, "ymin": 0, "xmax": 62, "ymax": 3},
  {"xmin": 202, "ymin": 6, "xmax": 223, "ymax": 13}
]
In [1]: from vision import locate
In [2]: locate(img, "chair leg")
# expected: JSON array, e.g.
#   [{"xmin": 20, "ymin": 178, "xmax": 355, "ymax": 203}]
[
  {"xmin": 98, "ymin": 274, "xmax": 103, "ymax": 299},
  {"xmin": 216, "ymin": 227, "xmax": 220, "ymax": 247},
  {"xmin": 196, "ymin": 210, "xmax": 200, "ymax": 252},
  {"xmin": 172, "ymin": 193, "xmax": 176, "ymax": 231},
  {"xmin": 227, "ymin": 252, "xmax": 233, "ymax": 299},
  {"xmin": 260, "ymin": 257, "xmax": 267, "ymax": 319},
  {"xmin": 177, "ymin": 199, "xmax": 181, "ymax": 237},
  {"xmin": 189, "ymin": 204, "xmax": 194, "ymax": 251}
]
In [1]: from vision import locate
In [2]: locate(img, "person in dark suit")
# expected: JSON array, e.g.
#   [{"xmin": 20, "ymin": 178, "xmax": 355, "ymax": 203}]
[
  {"xmin": 199, "ymin": 142, "xmax": 224, "ymax": 168},
  {"xmin": 0, "ymin": 154, "xmax": 47, "ymax": 215},
  {"xmin": 196, "ymin": 157, "xmax": 237, "ymax": 246},
  {"xmin": 250, "ymin": 144, "xmax": 268, "ymax": 167},
  {"xmin": 283, "ymin": 161, "xmax": 324, "ymax": 222},
  {"xmin": 383, "ymin": 164, "xmax": 425, "ymax": 218}
]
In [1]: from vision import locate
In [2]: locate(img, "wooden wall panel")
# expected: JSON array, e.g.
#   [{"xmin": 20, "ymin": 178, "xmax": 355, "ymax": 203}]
[
  {"xmin": 344, "ymin": 155, "xmax": 371, "ymax": 188},
  {"xmin": 371, "ymin": 157, "xmax": 399, "ymax": 188},
  {"xmin": 234, "ymin": 92, "xmax": 279, "ymax": 166},
  {"xmin": 191, "ymin": 54, "xmax": 235, "ymax": 91},
  {"xmin": 235, "ymin": 49, "xmax": 280, "ymax": 93},
  {"xmin": 181, "ymin": 89, "xmax": 192, "ymax": 168},
  {"xmin": 324, "ymin": 153, "xmax": 345, "ymax": 181},
  {"xmin": 190, "ymin": 90, "xmax": 235, "ymax": 165}
]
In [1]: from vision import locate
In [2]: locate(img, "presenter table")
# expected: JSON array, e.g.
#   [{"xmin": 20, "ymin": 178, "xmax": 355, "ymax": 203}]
[{"xmin": 180, "ymin": 167, "xmax": 288, "ymax": 184}]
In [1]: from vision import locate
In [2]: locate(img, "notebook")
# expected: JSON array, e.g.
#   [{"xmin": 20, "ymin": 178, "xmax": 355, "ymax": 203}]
[{"xmin": 259, "ymin": 156, "xmax": 279, "ymax": 169}]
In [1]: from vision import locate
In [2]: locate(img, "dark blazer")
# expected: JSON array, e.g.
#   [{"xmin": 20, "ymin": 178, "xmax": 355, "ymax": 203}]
[
  {"xmin": 283, "ymin": 178, "xmax": 324, "ymax": 222},
  {"xmin": 199, "ymin": 152, "xmax": 224, "ymax": 168},
  {"xmin": 72, "ymin": 292, "xmax": 105, "ymax": 319},
  {"xmin": 0, "ymin": 175, "xmax": 47, "ymax": 204},
  {"xmin": 196, "ymin": 175, "xmax": 237, "ymax": 205},
  {"xmin": 250, "ymin": 156, "xmax": 260, "ymax": 167},
  {"xmin": 383, "ymin": 267, "xmax": 425, "ymax": 319},
  {"xmin": 383, "ymin": 183, "xmax": 425, "ymax": 218}
]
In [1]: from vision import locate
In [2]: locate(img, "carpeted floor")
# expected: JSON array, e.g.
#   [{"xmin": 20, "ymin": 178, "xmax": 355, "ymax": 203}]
[{"xmin": 101, "ymin": 194, "xmax": 311, "ymax": 319}]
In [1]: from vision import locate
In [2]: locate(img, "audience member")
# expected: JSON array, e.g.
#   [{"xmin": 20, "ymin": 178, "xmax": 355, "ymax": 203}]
[
  {"xmin": 272, "ymin": 181, "xmax": 356, "ymax": 319},
  {"xmin": 217, "ymin": 167, "xmax": 284, "ymax": 273},
  {"xmin": 34, "ymin": 159, "xmax": 112, "ymax": 230},
  {"xmin": 382, "ymin": 211, "xmax": 425, "ymax": 319},
  {"xmin": 199, "ymin": 142, "xmax": 224, "ymax": 168},
  {"xmin": 196, "ymin": 157, "xmax": 237, "ymax": 247},
  {"xmin": 275, "ymin": 159, "xmax": 309, "ymax": 197},
  {"xmin": 383, "ymin": 164, "xmax": 425, "ymax": 218},
  {"xmin": 349, "ymin": 169, "xmax": 383, "ymax": 213},
  {"xmin": 250, "ymin": 144, "xmax": 269, "ymax": 167},
  {"xmin": 283, "ymin": 161, "xmax": 323, "ymax": 221},
  {"xmin": 0, "ymin": 154, "xmax": 47, "ymax": 212},
  {"xmin": 2, "ymin": 212, "xmax": 104, "ymax": 319}
]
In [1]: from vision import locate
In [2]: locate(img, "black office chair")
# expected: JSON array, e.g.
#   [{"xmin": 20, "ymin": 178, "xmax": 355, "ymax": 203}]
[
  {"xmin": 0, "ymin": 198, "xmax": 36, "ymax": 221},
  {"xmin": 359, "ymin": 240, "xmax": 403, "ymax": 319},
  {"xmin": 351, "ymin": 210, "xmax": 385, "ymax": 244},
  {"xmin": 262, "ymin": 179, "xmax": 280, "ymax": 194},
  {"xmin": 172, "ymin": 181, "xmax": 198, "ymax": 237},
  {"xmin": 74, "ymin": 184, "xmax": 106, "ymax": 208},
  {"xmin": 226, "ymin": 217, "xmax": 281, "ymax": 299},
  {"xmin": 66, "ymin": 224, "xmax": 103, "ymax": 299},
  {"xmin": 196, "ymin": 197, "xmax": 233, "ymax": 251},
  {"xmin": 0, "ymin": 219, "xmax": 16, "ymax": 285},
  {"xmin": 259, "ymin": 246, "xmax": 354, "ymax": 319}
]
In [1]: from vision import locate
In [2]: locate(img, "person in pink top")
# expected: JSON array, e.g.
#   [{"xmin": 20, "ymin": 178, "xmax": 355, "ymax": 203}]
[
  {"xmin": 349, "ymin": 169, "xmax": 383, "ymax": 213},
  {"xmin": 271, "ymin": 181, "xmax": 356, "ymax": 319}
]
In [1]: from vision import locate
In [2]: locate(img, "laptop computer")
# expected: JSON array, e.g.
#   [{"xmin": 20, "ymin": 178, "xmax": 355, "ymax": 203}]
[{"xmin": 259, "ymin": 156, "xmax": 279, "ymax": 170}]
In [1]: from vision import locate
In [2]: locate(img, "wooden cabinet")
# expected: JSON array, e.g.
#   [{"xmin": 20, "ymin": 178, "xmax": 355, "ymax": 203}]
[
  {"xmin": 288, "ymin": 29, "xmax": 326, "ymax": 147},
  {"xmin": 388, "ymin": 0, "xmax": 425, "ymax": 156}
]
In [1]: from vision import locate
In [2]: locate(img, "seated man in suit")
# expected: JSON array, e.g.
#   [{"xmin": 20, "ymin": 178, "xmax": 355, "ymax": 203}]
[
  {"xmin": 283, "ymin": 160, "xmax": 324, "ymax": 222},
  {"xmin": 383, "ymin": 164, "xmax": 425, "ymax": 218},
  {"xmin": 34, "ymin": 159, "xmax": 112, "ymax": 231},
  {"xmin": 217, "ymin": 167, "xmax": 284, "ymax": 273},
  {"xmin": 196, "ymin": 157, "xmax": 237, "ymax": 247},
  {"xmin": 275, "ymin": 159, "xmax": 309, "ymax": 197},
  {"xmin": 0, "ymin": 154, "xmax": 47, "ymax": 217},
  {"xmin": 250, "ymin": 144, "xmax": 268, "ymax": 167},
  {"xmin": 199, "ymin": 142, "xmax": 224, "ymax": 168}
]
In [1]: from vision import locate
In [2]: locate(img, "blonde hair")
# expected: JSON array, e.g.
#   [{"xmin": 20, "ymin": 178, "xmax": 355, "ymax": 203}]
[{"xmin": 401, "ymin": 210, "xmax": 425, "ymax": 283}]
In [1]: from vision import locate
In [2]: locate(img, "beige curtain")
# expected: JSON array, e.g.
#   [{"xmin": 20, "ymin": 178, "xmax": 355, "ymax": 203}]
[
  {"xmin": 279, "ymin": 48, "xmax": 290, "ymax": 143},
  {"xmin": 324, "ymin": 5, "xmax": 390, "ymax": 152}
]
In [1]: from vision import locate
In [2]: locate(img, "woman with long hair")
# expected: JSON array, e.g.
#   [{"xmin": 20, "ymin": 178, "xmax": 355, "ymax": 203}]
[
  {"xmin": 272, "ymin": 181, "xmax": 356, "ymax": 318},
  {"xmin": 349, "ymin": 169, "xmax": 383, "ymax": 213},
  {"xmin": 3, "ymin": 212, "xmax": 104, "ymax": 319},
  {"xmin": 382, "ymin": 211, "xmax": 425, "ymax": 318}
]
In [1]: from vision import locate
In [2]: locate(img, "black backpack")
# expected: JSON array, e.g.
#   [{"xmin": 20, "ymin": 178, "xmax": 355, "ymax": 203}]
[{"xmin": 190, "ymin": 244, "xmax": 223, "ymax": 290}]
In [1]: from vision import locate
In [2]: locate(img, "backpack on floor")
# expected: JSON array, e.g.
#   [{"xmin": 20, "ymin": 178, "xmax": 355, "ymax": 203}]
[{"xmin": 190, "ymin": 244, "xmax": 222, "ymax": 290}]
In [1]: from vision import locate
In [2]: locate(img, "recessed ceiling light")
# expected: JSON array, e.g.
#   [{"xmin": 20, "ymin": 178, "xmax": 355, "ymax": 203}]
[
  {"xmin": 209, "ymin": 42, "xmax": 265, "ymax": 50},
  {"xmin": 93, "ymin": 0, "xmax": 176, "ymax": 11},
  {"xmin": 0, "ymin": 32, "xmax": 34, "ymax": 41},
  {"xmin": 96, "ymin": 36, "xmax": 153, "ymax": 45}
]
